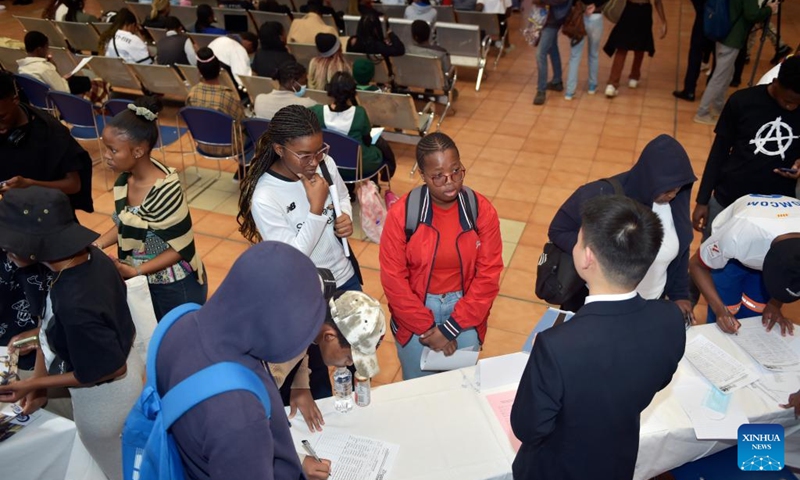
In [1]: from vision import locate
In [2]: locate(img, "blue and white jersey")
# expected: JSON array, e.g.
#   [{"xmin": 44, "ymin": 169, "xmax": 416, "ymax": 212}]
[{"xmin": 700, "ymin": 194, "xmax": 800, "ymax": 271}]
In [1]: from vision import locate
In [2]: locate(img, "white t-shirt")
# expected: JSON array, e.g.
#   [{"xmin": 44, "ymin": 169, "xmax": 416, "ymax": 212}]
[
  {"xmin": 55, "ymin": 3, "xmax": 68, "ymax": 21},
  {"xmin": 699, "ymin": 194, "xmax": 800, "ymax": 271},
  {"xmin": 251, "ymin": 156, "xmax": 355, "ymax": 286},
  {"xmin": 208, "ymin": 36, "xmax": 253, "ymax": 86},
  {"xmin": 322, "ymin": 105, "xmax": 356, "ymax": 136},
  {"xmin": 105, "ymin": 30, "xmax": 153, "ymax": 64},
  {"xmin": 478, "ymin": 0, "xmax": 511, "ymax": 14},
  {"xmin": 637, "ymin": 202, "xmax": 680, "ymax": 299}
]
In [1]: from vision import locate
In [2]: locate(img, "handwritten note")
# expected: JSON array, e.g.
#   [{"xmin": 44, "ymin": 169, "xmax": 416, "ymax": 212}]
[
  {"xmin": 485, "ymin": 390, "xmax": 521, "ymax": 452},
  {"xmin": 309, "ymin": 433, "xmax": 399, "ymax": 480}
]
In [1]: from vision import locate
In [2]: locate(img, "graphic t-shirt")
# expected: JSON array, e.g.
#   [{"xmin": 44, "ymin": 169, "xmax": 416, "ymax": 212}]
[
  {"xmin": 702, "ymin": 86, "xmax": 800, "ymax": 207},
  {"xmin": 699, "ymin": 194, "xmax": 800, "ymax": 271},
  {"xmin": 0, "ymin": 260, "xmax": 51, "ymax": 370}
]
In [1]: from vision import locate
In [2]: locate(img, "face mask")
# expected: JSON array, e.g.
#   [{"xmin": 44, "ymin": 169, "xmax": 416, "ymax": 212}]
[{"xmin": 294, "ymin": 84, "xmax": 307, "ymax": 97}]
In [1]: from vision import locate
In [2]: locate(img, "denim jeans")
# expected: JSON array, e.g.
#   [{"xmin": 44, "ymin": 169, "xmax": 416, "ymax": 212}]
[
  {"xmin": 338, "ymin": 273, "xmax": 362, "ymax": 292},
  {"xmin": 149, "ymin": 272, "xmax": 208, "ymax": 321},
  {"xmin": 395, "ymin": 291, "xmax": 480, "ymax": 380},
  {"xmin": 566, "ymin": 13, "xmax": 604, "ymax": 96},
  {"xmin": 537, "ymin": 26, "xmax": 562, "ymax": 92}
]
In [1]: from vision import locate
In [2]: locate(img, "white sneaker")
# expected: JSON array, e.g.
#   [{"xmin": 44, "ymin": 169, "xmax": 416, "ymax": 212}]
[
  {"xmin": 628, "ymin": 79, "xmax": 639, "ymax": 89},
  {"xmin": 604, "ymin": 85, "xmax": 618, "ymax": 98}
]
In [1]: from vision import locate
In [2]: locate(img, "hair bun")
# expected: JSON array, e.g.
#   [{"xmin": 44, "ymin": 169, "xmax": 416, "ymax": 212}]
[{"xmin": 127, "ymin": 102, "xmax": 158, "ymax": 121}]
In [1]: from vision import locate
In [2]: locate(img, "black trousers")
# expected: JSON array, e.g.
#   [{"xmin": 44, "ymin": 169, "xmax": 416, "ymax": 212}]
[{"xmin": 681, "ymin": 0, "xmax": 714, "ymax": 94}]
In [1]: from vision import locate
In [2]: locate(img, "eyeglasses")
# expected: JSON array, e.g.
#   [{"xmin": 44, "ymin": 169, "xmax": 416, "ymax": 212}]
[
  {"xmin": 426, "ymin": 167, "xmax": 466, "ymax": 187},
  {"xmin": 283, "ymin": 143, "xmax": 330, "ymax": 165}
]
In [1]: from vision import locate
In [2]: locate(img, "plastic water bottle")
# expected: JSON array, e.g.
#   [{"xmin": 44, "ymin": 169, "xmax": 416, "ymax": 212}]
[
  {"xmin": 355, "ymin": 375, "xmax": 371, "ymax": 407},
  {"xmin": 333, "ymin": 367, "xmax": 353, "ymax": 413}
]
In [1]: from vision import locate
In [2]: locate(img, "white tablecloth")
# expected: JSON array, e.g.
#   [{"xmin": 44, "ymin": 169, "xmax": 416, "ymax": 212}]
[
  {"xmin": 0, "ymin": 406, "xmax": 107, "ymax": 480},
  {"xmin": 290, "ymin": 320, "xmax": 800, "ymax": 480}
]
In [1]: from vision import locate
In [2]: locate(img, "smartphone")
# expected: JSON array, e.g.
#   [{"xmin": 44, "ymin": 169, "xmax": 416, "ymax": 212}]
[{"xmin": 777, "ymin": 167, "xmax": 798, "ymax": 174}]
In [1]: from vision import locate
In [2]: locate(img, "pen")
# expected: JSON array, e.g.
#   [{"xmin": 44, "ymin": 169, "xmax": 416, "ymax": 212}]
[{"xmin": 301, "ymin": 440, "xmax": 322, "ymax": 463}]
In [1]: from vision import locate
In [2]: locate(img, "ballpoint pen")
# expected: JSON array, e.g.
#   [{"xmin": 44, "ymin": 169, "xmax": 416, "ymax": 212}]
[{"xmin": 301, "ymin": 440, "xmax": 322, "ymax": 463}]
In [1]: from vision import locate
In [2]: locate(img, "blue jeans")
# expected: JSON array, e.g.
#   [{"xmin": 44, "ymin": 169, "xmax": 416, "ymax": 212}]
[
  {"xmin": 566, "ymin": 13, "xmax": 603, "ymax": 96},
  {"xmin": 707, "ymin": 261, "xmax": 769, "ymax": 323},
  {"xmin": 395, "ymin": 291, "xmax": 480, "ymax": 380},
  {"xmin": 150, "ymin": 272, "xmax": 208, "ymax": 321},
  {"xmin": 338, "ymin": 273, "xmax": 362, "ymax": 292},
  {"xmin": 537, "ymin": 26, "xmax": 563, "ymax": 92}
]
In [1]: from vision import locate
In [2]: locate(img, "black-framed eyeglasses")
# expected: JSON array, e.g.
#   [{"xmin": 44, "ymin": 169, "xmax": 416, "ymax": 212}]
[
  {"xmin": 426, "ymin": 167, "xmax": 466, "ymax": 187},
  {"xmin": 283, "ymin": 143, "xmax": 330, "ymax": 165}
]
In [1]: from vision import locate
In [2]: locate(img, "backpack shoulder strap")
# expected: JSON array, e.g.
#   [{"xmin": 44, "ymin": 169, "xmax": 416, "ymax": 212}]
[
  {"xmin": 318, "ymin": 159, "xmax": 334, "ymax": 185},
  {"xmin": 160, "ymin": 362, "xmax": 272, "ymax": 429},
  {"xmin": 460, "ymin": 186, "xmax": 479, "ymax": 233},
  {"xmin": 145, "ymin": 303, "xmax": 203, "ymax": 388},
  {"xmin": 404, "ymin": 185, "xmax": 427, "ymax": 242},
  {"xmin": 601, "ymin": 177, "xmax": 624, "ymax": 196}
]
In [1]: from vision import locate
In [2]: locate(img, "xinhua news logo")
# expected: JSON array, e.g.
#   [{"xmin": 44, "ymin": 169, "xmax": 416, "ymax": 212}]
[{"xmin": 737, "ymin": 424, "xmax": 784, "ymax": 471}]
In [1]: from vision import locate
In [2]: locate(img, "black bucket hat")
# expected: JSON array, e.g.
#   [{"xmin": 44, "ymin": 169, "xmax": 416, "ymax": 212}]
[
  {"xmin": 0, "ymin": 186, "xmax": 99, "ymax": 262},
  {"xmin": 763, "ymin": 237, "xmax": 800, "ymax": 304}
]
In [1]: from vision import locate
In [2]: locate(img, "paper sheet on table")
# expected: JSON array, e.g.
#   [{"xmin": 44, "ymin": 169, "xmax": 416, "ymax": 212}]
[
  {"xmin": 685, "ymin": 334, "xmax": 758, "ymax": 393},
  {"xmin": 484, "ymin": 389, "xmax": 521, "ymax": 452},
  {"xmin": 369, "ymin": 127, "xmax": 384, "ymax": 145},
  {"xmin": 675, "ymin": 377, "xmax": 748, "ymax": 440},
  {"xmin": 730, "ymin": 323, "xmax": 800, "ymax": 372},
  {"xmin": 308, "ymin": 432, "xmax": 398, "ymax": 480},
  {"xmin": 420, "ymin": 346, "xmax": 479, "ymax": 371},
  {"xmin": 0, "ymin": 404, "xmax": 41, "ymax": 443},
  {"xmin": 522, "ymin": 308, "xmax": 574, "ymax": 353},
  {"xmin": 0, "ymin": 346, "xmax": 8, "ymax": 375},
  {"xmin": 68, "ymin": 57, "xmax": 92, "ymax": 78},
  {"xmin": 477, "ymin": 352, "xmax": 528, "ymax": 391}
]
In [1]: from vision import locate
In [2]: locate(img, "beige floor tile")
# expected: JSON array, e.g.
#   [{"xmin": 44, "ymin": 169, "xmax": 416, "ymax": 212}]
[
  {"xmin": 499, "ymin": 218, "xmax": 526, "ymax": 245},
  {"xmin": 481, "ymin": 327, "xmax": 530, "ymax": 359},
  {"xmin": 502, "ymin": 242, "xmax": 518, "ymax": 268},
  {"xmin": 500, "ymin": 268, "xmax": 537, "ymax": 302}
]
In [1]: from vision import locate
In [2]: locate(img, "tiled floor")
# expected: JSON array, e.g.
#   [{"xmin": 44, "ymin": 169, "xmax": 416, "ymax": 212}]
[{"xmin": 2, "ymin": 1, "xmax": 799, "ymax": 386}]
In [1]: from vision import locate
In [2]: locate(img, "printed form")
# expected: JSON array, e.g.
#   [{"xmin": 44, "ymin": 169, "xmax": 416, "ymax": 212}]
[
  {"xmin": 729, "ymin": 324, "xmax": 800, "ymax": 372},
  {"xmin": 309, "ymin": 433, "xmax": 399, "ymax": 480},
  {"xmin": 685, "ymin": 335, "xmax": 758, "ymax": 393}
]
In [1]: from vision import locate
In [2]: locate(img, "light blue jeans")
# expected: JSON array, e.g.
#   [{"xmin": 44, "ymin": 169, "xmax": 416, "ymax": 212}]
[
  {"xmin": 395, "ymin": 291, "xmax": 480, "ymax": 380},
  {"xmin": 537, "ymin": 26, "xmax": 562, "ymax": 92},
  {"xmin": 566, "ymin": 13, "xmax": 604, "ymax": 96}
]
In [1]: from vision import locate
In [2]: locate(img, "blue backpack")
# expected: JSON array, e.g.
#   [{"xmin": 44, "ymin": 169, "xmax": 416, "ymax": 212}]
[
  {"xmin": 703, "ymin": 0, "xmax": 734, "ymax": 42},
  {"xmin": 121, "ymin": 303, "xmax": 272, "ymax": 480}
]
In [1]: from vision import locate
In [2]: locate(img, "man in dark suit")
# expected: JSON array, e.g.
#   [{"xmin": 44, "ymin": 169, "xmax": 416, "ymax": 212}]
[{"xmin": 511, "ymin": 195, "xmax": 686, "ymax": 480}]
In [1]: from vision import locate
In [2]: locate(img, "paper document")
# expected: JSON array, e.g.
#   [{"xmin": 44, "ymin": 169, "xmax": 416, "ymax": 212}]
[
  {"xmin": 477, "ymin": 352, "xmax": 528, "ymax": 391},
  {"xmin": 675, "ymin": 378, "xmax": 748, "ymax": 440},
  {"xmin": 0, "ymin": 404, "xmax": 40, "ymax": 443},
  {"xmin": 308, "ymin": 433, "xmax": 399, "ymax": 480},
  {"xmin": 0, "ymin": 346, "xmax": 8, "ymax": 376},
  {"xmin": 751, "ymin": 372, "xmax": 800, "ymax": 405},
  {"xmin": 369, "ymin": 127, "xmax": 384, "ymax": 145},
  {"xmin": 685, "ymin": 335, "xmax": 757, "ymax": 393},
  {"xmin": 420, "ymin": 346, "xmax": 479, "ymax": 371},
  {"xmin": 729, "ymin": 323, "xmax": 800, "ymax": 372},
  {"xmin": 484, "ymin": 390, "xmax": 521, "ymax": 452},
  {"xmin": 328, "ymin": 184, "xmax": 349, "ymax": 257},
  {"xmin": 67, "ymin": 57, "xmax": 92, "ymax": 78},
  {"xmin": 523, "ymin": 308, "xmax": 574, "ymax": 353}
]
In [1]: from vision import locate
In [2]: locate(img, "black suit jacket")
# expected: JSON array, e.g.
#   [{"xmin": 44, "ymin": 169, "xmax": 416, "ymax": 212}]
[{"xmin": 510, "ymin": 296, "xmax": 685, "ymax": 480}]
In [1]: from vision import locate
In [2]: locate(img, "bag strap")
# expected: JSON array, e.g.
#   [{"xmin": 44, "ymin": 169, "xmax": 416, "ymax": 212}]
[
  {"xmin": 145, "ymin": 303, "xmax": 203, "ymax": 388},
  {"xmin": 160, "ymin": 362, "xmax": 272, "ymax": 429},
  {"xmin": 601, "ymin": 177, "xmax": 624, "ymax": 195},
  {"xmin": 404, "ymin": 185, "xmax": 479, "ymax": 242}
]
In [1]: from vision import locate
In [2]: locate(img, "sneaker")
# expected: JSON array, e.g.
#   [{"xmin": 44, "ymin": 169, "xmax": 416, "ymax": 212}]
[
  {"xmin": 672, "ymin": 90, "xmax": 696, "ymax": 102},
  {"xmin": 564, "ymin": 94, "xmax": 573, "ymax": 101},
  {"xmin": 588, "ymin": 84, "xmax": 597, "ymax": 95},
  {"xmin": 628, "ymin": 79, "xmax": 639, "ymax": 89},
  {"xmin": 533, "ymin": 90, "xmax": 546, "ymax": 105},
  {"xmin": 604, "ymin": 85, "xmax": 618, "ymax": 98},
  {"xmin": 693, "ymin": 114, "xmax": 717, "ymax": 125},
  {"xmin": 546, "ymin": 81, "xmax": 564, "ymax": 92}
]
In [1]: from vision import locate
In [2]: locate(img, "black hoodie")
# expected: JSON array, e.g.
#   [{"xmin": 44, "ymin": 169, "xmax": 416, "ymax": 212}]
[{"xmin": 548, "ymin": 134, "xmax": 697, "ymax": 301}]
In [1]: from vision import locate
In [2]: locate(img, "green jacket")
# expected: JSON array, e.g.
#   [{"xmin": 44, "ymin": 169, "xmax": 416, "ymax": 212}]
[
  {"xmin": 309, "ymin": 104, "xmax": 383, "ymax": 180},
  {"xmin": 723, "ymin": 0, "xmax": 772, "ymax": 49}
]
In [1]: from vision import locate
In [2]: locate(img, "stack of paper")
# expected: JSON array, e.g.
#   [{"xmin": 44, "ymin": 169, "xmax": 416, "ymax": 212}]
[
  {"xmin": 308, "ymin": 433, "xmax": 399, "ymax": 480},
  {"xmin": 685, "ymin": 335, "xmax": 758, "ymax": 393},
  {"xmin": 730, "ymin": 324, "xmax": 800, "ymax": 372},
  {"xmin": 477, "ymin": 352, "xmax": 529, "ymax": 391}
]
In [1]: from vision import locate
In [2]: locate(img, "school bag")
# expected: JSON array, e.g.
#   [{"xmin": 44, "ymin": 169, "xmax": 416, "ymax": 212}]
[
  {"xmin": 357, "ymin": 181, "xmax": 387, "ymax": 244},
  {"xmin": 703, "ymin": 0, "xmax": 734, "ymax": 42},
  {"xmin": 121, "ymin": 303, "xmax": 272, "ymax": 480},
  {"xmin": 404, "ymin": 185, "xmax": 479, "ymax": 241}
]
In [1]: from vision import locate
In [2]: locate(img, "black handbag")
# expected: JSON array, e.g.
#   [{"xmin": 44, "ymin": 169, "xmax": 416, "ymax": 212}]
[{"xmin": 535, "ymin": 177, "xmax": 624, "ymax": 305}]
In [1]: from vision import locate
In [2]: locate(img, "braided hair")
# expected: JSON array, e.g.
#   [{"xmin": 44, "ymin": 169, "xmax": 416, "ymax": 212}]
[
  {"xmin": 415, "ymin": 132, "xmax": 459, "ymax": 172},
  {"xmin": 238, "ymin": 105, "xmax": 321, "ymax": 243}
]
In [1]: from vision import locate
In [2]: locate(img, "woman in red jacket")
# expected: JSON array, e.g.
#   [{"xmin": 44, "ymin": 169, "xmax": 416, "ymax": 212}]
[{"xmin": 379, "ymin": 133, "xmax": 503, "ymax": 380}]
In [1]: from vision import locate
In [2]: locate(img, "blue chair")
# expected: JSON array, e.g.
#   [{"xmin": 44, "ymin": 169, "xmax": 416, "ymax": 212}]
[
  {"xmin": 103, "ymin": 98, "xmax": 133, "ymax": 117},
  {"xmin": 242, "ymin": 118, "xmax": 270, "ymax": 144},
  {"xmin": 178, "ymin": 106, "xmax": 252, "ymax": 198},
  {"xmin": 671, "ymin": 446, "xmax": 794, "ymax": 480},
  {"xmin": 14, "ymin": 74, "xmax": 52, "ymax": 111},
  {"xmin": 322, "ymin": 129, "xmax": 390, "ymax": 187}
]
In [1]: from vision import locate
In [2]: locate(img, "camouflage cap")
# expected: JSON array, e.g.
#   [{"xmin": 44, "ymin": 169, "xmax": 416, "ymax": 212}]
[{"xmin": 329, "ymin": 291, "xmax": 386, "ymax": 378}]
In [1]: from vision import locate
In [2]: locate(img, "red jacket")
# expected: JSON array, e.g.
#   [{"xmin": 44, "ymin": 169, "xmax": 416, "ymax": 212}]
[{"xmin": 379, "ymin": 188, "xmax": 503, "ymax": 346}]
